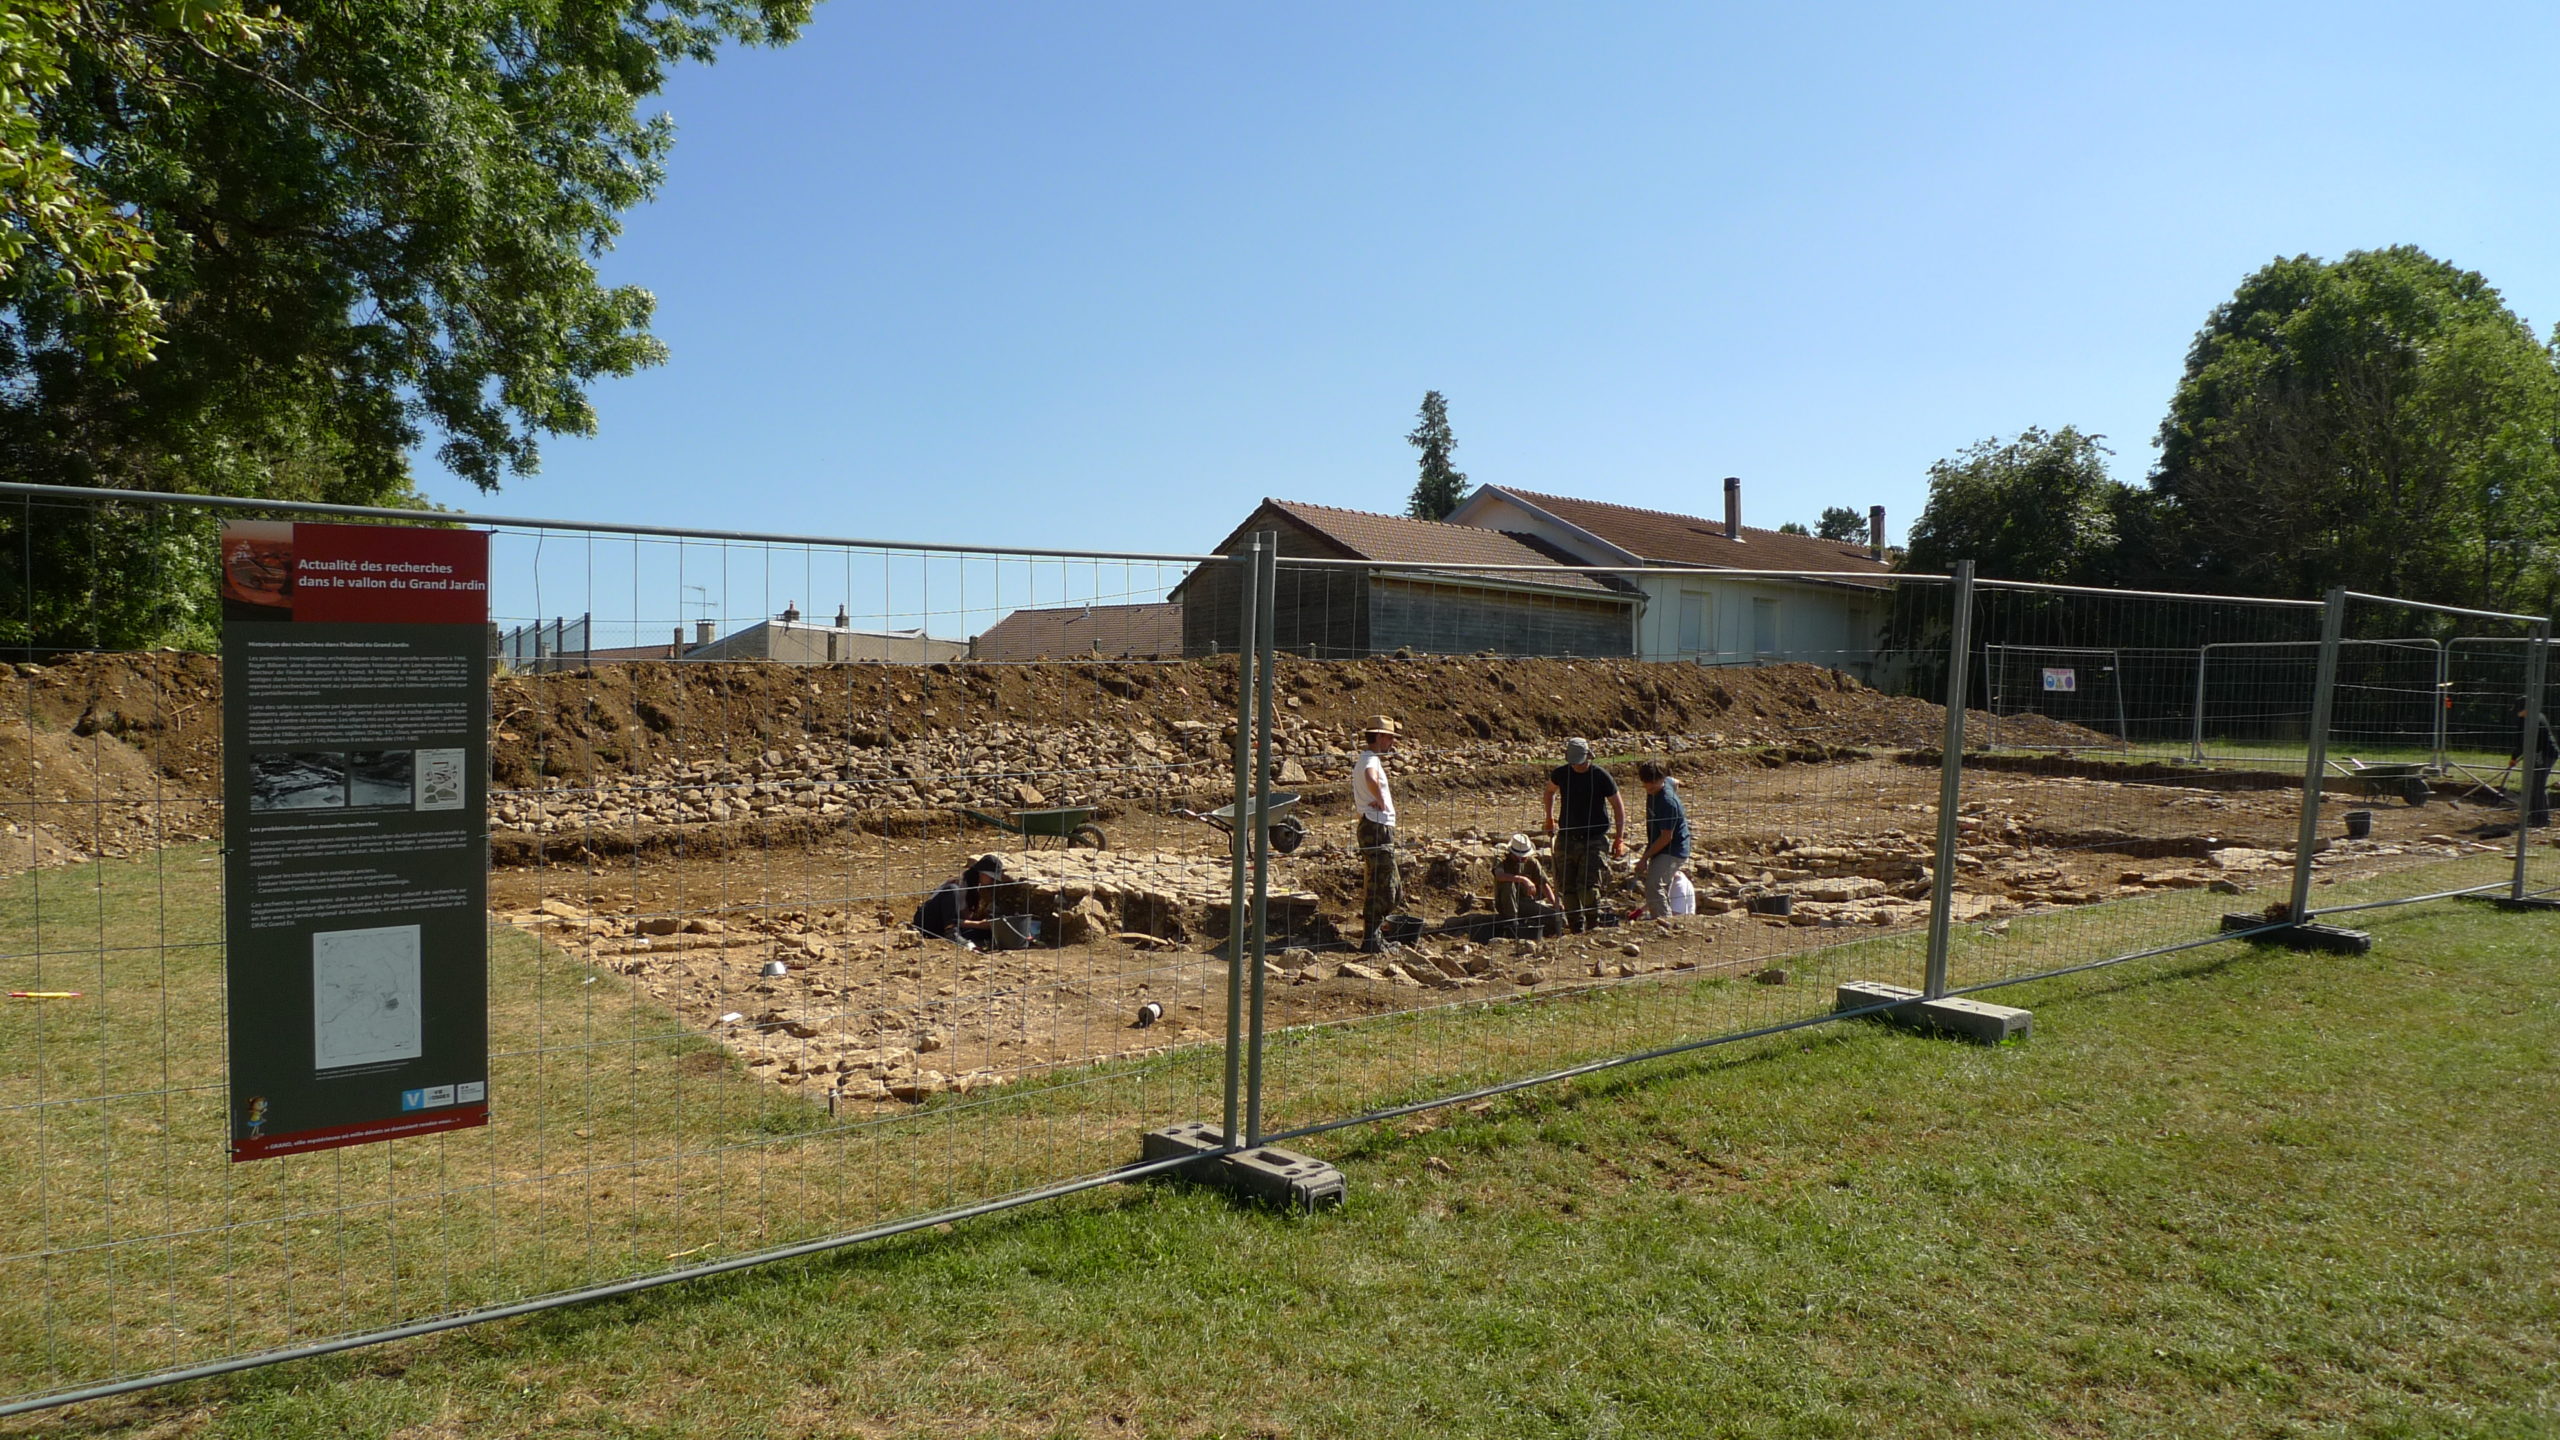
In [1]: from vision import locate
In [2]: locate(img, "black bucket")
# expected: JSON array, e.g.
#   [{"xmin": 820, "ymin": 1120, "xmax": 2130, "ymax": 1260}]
[{"xmin": 2343, "ymin": 810, "xmax": 2373, "ymax": 840}]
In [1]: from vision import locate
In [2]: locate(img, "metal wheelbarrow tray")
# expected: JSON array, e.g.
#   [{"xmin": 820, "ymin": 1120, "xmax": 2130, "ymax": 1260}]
[
  {"xmin": 2334, "ymin": 761, "xmax": 2430, "ymax": 806},
  {"xmin": 1176, "ymin": 791, "xmax": 1307, "ymax": 854},
  {"xmin": 956, "ymin": 804, "xmax": 1107, "ymax": 849}
]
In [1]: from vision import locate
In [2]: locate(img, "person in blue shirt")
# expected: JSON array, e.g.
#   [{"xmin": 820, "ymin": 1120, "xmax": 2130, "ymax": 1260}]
[{"xmin": 1635, "ymin": 760, "xmax": 1689, "ymax": 921}]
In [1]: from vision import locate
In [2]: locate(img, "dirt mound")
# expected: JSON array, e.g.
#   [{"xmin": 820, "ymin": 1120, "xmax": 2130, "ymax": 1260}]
[
  {"xmin": 3, "ymin": 653, "xmax": 223, "ymax": 870},
  {"xmin": 4, "ymin": 651, "xmax": 2106, "ymax": 874}
]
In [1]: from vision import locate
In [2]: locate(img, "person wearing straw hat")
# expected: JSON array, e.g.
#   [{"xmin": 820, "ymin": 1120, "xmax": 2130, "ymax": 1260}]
[
  {"xmin": 1351, "ymin": 715, "xmax": 1403, "ymax": 952},
  {"xmin": 1492, "ymin": 833, "xmax": 1562, "ymax": 939},
  {"xmin": 1543, "ymin": 737, "xmax": 1625, "ymax": 933}
]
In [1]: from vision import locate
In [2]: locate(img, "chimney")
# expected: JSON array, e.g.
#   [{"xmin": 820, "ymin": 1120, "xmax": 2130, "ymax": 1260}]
[
  {"xmin": 780, "ymin": 600, "xmax": 801, "ymax": 623},
  {"xmin": 834, "ymin": 604, "xmax": 850, "ymax": 628},
  {"xmin": 1869, "ymin": 505, "xmax": 1887, "ymax": 562},
  {"xmin": 670, "ymin": 627, "xmax": 684, "ymax": 658},
  {"xmin": 695, "ymin": 618, "xmax": 715, "ymax": 647},
  {"xmin": 1723, "ymin": 477, "xmax": 1743, "ymax": 541}
]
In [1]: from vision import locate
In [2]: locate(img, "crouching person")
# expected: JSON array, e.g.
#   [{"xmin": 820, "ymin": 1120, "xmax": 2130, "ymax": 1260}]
[
  {"xmin": 1493, "ymin": 833, "xmax": 1563, "ymax": 939},
  {"xmin": 913, "ymin": 854, "xmax": 1007, "ymax": 948}
]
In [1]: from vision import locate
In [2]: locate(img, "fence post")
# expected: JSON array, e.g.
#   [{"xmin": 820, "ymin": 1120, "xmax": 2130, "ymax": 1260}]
[
  {"xmin": 1923, "ymin": 561, "xmax": 1975, "ymax": 999},
  {"xmin": 2512, "ymin": 623, "xmax": 2550, "ymax": 901},
  {"xmin": 1245, "ymin": 538, "xmax": 1279, "ymax": 1145},
  {"xmin": 2189, "ymin": 645, "xmax": 2210, "ymax": 764},
  {"xmin": 2431, "ymin": 638, "xmax": 2449, "ymax": 773},
  {"xmin": 2287, "ymin": 587, "xmax": 2348, "ymax": 924},
  {"xmin": 1220, "ymin": 535, "xmax": 1265, "ymax": 1145}
]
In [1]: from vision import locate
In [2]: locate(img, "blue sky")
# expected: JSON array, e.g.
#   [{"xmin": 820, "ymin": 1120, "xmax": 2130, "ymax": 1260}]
[{"xmin": 420, "ymin": 2, "xmax": 2560, "ymax": 564}]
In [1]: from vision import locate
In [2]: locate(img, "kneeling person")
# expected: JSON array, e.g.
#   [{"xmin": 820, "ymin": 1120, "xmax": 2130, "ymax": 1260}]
[
  {"xmin": 1493, "ymin": 833, "xmax": 1562, "ymax": 938},
  {"xmin": 914, "ymin": 854, "xmax": 1007, "ymax": 947}
]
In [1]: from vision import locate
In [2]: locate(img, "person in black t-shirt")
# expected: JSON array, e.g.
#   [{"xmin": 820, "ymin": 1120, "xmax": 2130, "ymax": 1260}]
[
  {"xmin": 913, "ymin": 854, "xmax": 1007, "ymax": 946},
  {"xmin": 1542, "ymin": 736, "xmax": 1625, "ymax": 933}
]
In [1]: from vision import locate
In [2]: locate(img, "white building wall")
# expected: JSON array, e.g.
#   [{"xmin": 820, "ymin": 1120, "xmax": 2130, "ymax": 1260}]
[{"xmin": 1449, "ymin": 491, "xmax": 1884, "ymax": 673}]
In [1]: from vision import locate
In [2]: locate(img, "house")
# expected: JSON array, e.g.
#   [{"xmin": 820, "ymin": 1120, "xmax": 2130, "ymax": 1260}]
[
  {"xmin": 1174, "ymin": 499, "xmax": 1637, "ymax": 659},
  {"xmin": 970, "ymin": 601, "xmax": 1183, "ymax": 661},
  {"xmin": 1443, "ymin": 480, "xmax": 1896, "ymax": 676},
  {"xmin": 681, "ymin": 605, "xmax": 970, "ymax": 665}
]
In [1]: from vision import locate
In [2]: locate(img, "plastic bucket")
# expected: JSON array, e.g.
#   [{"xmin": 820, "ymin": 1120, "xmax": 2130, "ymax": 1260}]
[{"xmin": 2344, "ymin": 810, "xmax": 2373, "ymax": 839}]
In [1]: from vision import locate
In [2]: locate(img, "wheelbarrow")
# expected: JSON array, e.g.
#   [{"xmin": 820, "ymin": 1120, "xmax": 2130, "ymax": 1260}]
[
  {"xmin": 1175, "ymin": 792, "xmax": 1306, "ymax": 854},
  {"xmin": 957, "ymin": 804, "xmax": 1105, "ymax": 850},
  {"xmin": 2333, "ymin": 760, "xmax": 2430, "ymax": 806}
]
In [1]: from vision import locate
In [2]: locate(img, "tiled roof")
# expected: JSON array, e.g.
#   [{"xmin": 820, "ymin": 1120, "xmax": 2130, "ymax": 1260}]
[
  {"xmin": 972, "ymin": 602, "xmax": 1183, "ymax": 660},
  {"xmin": 1492, "ymin": 488, "xmax": 1892, "ymax": 576},
  {"xmin": 1229, "ymin": 499, "xmax": 1621, "ymax": 594}
]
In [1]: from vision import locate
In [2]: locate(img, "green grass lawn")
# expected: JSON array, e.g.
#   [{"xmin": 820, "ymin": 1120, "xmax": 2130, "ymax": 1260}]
[{"xmin": 13, "ymin": 884, "xmax": 2556, "ymax": 1437}]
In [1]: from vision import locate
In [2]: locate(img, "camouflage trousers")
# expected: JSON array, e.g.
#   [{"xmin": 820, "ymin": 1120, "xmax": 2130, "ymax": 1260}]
[
  {"xmin": 1552, "ymin": 829, "xmax": 1606, "ymax": 931},
  {"xmin": 1358, "ymin": 818, "xmax": 1400, "ymax": 938}
]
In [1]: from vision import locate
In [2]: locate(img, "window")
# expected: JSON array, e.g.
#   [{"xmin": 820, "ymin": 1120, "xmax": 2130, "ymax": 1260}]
[
  {"xmin": 1752, "ymin": 597, "xmax": 1780, "ymax": 657},
  {"xmin": 1678, "ymin": 592, "xmax": 1710, "ymax": 653}
]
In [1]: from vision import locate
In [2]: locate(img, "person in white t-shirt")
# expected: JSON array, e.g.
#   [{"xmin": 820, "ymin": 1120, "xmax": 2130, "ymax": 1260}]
[{"xmin": 1351, "ymin": 715, "xmax": 1402, "ymax": 952}]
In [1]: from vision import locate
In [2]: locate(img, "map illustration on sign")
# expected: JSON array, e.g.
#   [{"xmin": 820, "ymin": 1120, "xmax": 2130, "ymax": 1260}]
[
  {"xmin": 312, "ymin": 924, "xmax": 424, "ymax": 1070},
  {"xmin": 414, "ymin": 747, "xmax": 465, "ymax": 811},
  {"xmin": 2041, "ymin": 668, "xmax": 2077, "ymax": 693}
]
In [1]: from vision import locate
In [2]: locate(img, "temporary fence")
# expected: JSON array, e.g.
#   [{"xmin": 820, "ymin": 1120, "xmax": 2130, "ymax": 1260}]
[{"xmin": 4, "ymin": 487, "xmax": 2557, "ymax": 1416}]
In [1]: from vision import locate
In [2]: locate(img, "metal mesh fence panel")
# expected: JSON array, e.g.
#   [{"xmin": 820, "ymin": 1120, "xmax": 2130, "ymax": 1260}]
[
  {"xmin": 1239, "ymin": 560, "xmax": 1959, "ymax": 1143},
  {"xmin": 2312, "ymin": 594, "xmax": 2550, "ymax": 913},
  {"xmin": 1934, "ymin": 582, "xmax": 2330, "ymax": 994},
  {"xmin": 0, "ymin": 486, "xmax": 1246, "ymax": 1409}
]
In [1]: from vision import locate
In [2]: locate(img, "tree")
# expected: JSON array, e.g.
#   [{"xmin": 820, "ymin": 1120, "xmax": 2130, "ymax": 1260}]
[
  {"xmin": 1815, "ymin": 506, "xmax": 1867, "ymax": 542},
  {"xmin": 2151, "ymin": 247, "xmax": 2560, "ymax": 613},
  {"xmin": 0, "ymin": 0, "xmax": 810, "ymax": 647},
  {"xmin": 1404, "ymin": 391, "xmax": 1469, "ymax": 520},
  {"xmin": 1776, "ymin": 521, "xmax": 1810, "ymax": 535},
  {"xmin": 1902, "ymin": 427, "xmax": 2129, "ymax": 583}
]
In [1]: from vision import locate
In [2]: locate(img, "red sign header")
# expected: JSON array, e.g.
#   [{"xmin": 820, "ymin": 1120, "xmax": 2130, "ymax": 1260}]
[{"xmin": 221, "ymin": 522, "xmax": 489, "ymax": 625}]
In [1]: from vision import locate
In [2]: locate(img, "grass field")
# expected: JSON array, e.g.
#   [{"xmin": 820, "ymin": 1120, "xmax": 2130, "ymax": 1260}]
[{"xmin": 8, "ymin": 873, "xmax": 2555, "ymax": 1436}]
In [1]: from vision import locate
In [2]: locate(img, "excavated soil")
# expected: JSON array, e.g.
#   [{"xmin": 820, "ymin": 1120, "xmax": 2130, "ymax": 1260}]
[
  {"xmin": 5, "ymin": 651, "xmax": 2097, "ymax": 871},
  {"xmin": 7, "ymin": 651, "xmax": 2522, "ymax": 1110}
]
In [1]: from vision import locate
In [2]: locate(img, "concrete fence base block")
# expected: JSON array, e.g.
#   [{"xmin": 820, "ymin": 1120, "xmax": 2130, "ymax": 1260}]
[
  {"xmin": 1139, "ymin": 1121, "xmax": 1346, "ymax": 1212},
  {"xmin": 2218, "ymin": 914, "xmax": 2375, "ymax": 953},
  {"xmin": 1835, "ymin": 981, "xmax": 2031, "ymax": 1045}
]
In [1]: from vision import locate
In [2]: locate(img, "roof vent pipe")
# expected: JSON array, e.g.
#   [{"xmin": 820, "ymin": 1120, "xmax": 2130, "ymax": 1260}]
[
  {"xmin": 1723, "ymin": 477, "xmax": 1743, "ymax": 541},
  {"xmin": 1870, "ymin": 505, "xmax": 1887, "ymax": 562}
]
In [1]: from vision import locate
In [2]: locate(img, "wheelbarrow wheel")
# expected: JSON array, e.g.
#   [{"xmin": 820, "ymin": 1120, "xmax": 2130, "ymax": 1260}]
[
  {"xmin": 1069, "ymin": 823, "xmax": 1107, "ymax": 850},
  {"xmin": 1271, "ymin": 816, "xmax": 1306, "ymax": 855}
]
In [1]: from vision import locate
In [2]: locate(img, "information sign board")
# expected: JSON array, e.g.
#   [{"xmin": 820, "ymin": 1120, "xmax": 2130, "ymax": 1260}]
[{"xmin": 220, "ymin": 521, "xmax": 491, "ymax": 1160}]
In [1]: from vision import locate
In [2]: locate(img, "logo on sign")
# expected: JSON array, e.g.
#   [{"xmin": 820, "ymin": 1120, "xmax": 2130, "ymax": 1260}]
[
  {"xmin": 400, "ymin": 1089, "xmax": 425, "ymax": 1111},
  {"xmin": 2041, "ymin": 668, "xmax": 2077, "ymax": 693}
]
